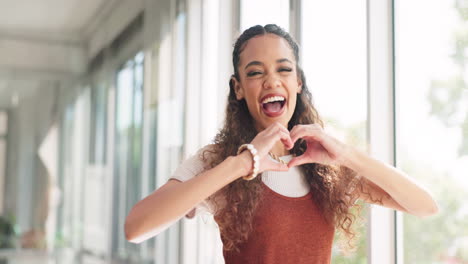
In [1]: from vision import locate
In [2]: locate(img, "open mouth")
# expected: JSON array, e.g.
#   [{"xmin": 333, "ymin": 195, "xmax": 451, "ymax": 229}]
[{"xmin": 261, "ymin": 95, "xmax": 286, "ymax": 117}]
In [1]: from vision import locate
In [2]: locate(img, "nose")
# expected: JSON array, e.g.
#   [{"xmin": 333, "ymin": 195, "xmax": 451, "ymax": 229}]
[{"xmin": 263, "ymin": 73, "xmax": 281, "ymax": 89}]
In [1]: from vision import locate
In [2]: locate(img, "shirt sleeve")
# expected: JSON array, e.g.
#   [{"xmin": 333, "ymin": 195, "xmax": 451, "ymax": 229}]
[{"xmin": 168, "ymin": 146, "xmax": 215, "ymax": 219}]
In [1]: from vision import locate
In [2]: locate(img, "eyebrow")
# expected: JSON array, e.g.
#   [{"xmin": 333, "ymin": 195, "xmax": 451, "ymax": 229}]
[{"xmin": 244, "ymin": 58, "xmax": 293, "ymax": 70}]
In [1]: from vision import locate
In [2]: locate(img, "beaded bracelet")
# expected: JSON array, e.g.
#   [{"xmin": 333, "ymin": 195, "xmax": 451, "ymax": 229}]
[{"xmin": 237, "ymin": 144, "xmax": 260, "ymax": 180}]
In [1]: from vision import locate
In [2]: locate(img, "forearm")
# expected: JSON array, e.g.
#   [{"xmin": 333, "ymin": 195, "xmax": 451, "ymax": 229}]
[
  {"xmin": 125, "ymin": 153, "xmax": 251, "ymax": 243},
  {"xmin": 343, "ymin": 147, "xmax": 438, "ymax": 217}
]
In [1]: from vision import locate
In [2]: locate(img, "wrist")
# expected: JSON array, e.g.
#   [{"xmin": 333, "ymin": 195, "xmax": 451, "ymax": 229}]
[
  {"xmin": 234, "ymin": 151, "xmax": 254, "ymax": 178},
  {"xmin": 340, "ymin": 146, "xmax": 362, "ymax": 171}
]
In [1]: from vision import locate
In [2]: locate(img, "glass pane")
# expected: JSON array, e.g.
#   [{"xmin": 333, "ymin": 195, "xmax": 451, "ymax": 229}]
[
  {"xmin": 0, "ymin": 111, "xmax": 7, "ymax": 136},
  {"xmin": 130, "ymin": 59, "xmax": 143, "ymax": 215},
  {"xmin": 395, "ymin": 0, "xmax": 468, "ymax": 263},
  {"xmin": 114, "ymin": 52, "xmax": 147, "ymax": 262},
  {"xmin": 135, "ymin": 51, "xmax": 144, "ymax": 64},
  {"xmin": 301, "ymin": 0, "xmax": 368, "ymax": 262},
  {"xmin": 117, "ymin": 68, "xmax": 134, "ymax": 131},
  {"xmin": 58, "ymin": 106, "xmax": 75, "ymax": 247},
  {"xmin": 115, "ymin": 65, "xmax": 134, "ymax": 256},
  {"xmin": 240, "ymin": 0, "xmax": 290, "ymax": 31},
  {"xmin": 90, "ymin": 83, "xmax": 107, "ymax": 164},
  {"xmin": 0, "ymin": 139, "xmax": 6, "ymax": 195}
]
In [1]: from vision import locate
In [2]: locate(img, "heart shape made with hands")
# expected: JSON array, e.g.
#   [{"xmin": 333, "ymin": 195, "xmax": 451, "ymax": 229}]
[{"xmin": 286, "ymin": 129, "xmax": 341, "ymax": 168}]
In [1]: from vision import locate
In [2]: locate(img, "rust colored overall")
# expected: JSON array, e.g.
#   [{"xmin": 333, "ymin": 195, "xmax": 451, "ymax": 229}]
[{"xmin": 222, "ymin": 182, "xmax": 335, "ymax": 264}]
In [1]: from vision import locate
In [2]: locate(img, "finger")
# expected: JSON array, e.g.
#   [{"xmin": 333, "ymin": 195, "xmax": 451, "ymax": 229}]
[
  {"xmin": 265, "ymin": 122, "xmax": 285, "ymax": 132},
  {"xmin": 290, "ymin": 124, "xmax": 318, "ymax": 135},
  {"xmin": 266, "ymin": 128, "xmax": 291, "ymax": 145},
  {"xmin": 266, "ymin": 160, "xmax": 290, "ymax": 172},
  {"xmin": 287, "ymin": 155, "xmax": 311, "ymax": 168},
  {"xmin": 289, "ymin": 124, "xmax": 302, "ymax": 135},
  {"xmin": 276, "ymin": 123, "xmax": 290, "ymax": 134},
  {"xmin": 276, "ymin": 130, "xmax": 294, "ymax": 149},
  {"xmin": 266, "ymin": 122, "xmax": 290, "ymax": 136},
  {"xmin": 290, "ymin": 126, "xmax": 322, "ymax": 144},
  {"xmin": 289, "ymin": 125, "xmax": 303, "ymax": 145},
  {"xmin": 289, "ymin": 125, "xmax": 310, "ymax": 143}
]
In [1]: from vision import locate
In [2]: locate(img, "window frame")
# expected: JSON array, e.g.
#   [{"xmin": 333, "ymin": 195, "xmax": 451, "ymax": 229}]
[
  {"xmin": 295, "ymin": 0, "xmax": 399, "ymax": 263},
  {"xmin": 178, "ymin": 0, "xmax": 400, "ymax": 263},
  {"xmin": 0, "ymin": 110, "xmax": 7, "ymax": 215},
  {"xmin": 366, "ymin": 0, "xmax": 399, "ymax": 263}
]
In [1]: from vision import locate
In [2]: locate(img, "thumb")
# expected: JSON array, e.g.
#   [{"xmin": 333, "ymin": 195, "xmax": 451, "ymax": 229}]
[
  {"xmin": 267, "ymin": 160, "xmax": 290, "ymax": 172},
  {"xmin": 288, "ymin": 156, "xmax": 309, "ymax": 168}
]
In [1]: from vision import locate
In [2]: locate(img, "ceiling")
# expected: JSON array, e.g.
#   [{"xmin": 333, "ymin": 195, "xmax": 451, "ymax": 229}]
[
  {"xmin": 0, "ymin": 0, "xmax": 110, "ymax": 109},
  {"xmin": 0, "ymin": 0, "xmax": 106, "ymax": 35}
]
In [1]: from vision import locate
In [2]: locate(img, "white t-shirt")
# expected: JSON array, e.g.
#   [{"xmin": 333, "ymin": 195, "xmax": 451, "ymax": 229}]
[{"xmin": 169, "ymin": 145, "xmax": 311, "ymax": 219}]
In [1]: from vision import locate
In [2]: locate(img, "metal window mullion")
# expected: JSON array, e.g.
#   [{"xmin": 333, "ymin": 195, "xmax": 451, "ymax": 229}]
[
  {"xmin": 105, "ymin": 76, "xmax": 116, "ymax": 262},
  {"xmin": 180, "ymin": 0, "xmax": 203, "ymax": 263},
  {"xmin": 367, "ymin": 0, "xmax": 397, "ymax": 264},
  {"xmin": 392, "ymin": 1, "xmax": 404, "ymax": 262},
  {"xmin": 289, "ymin": 0, "xmax": 301, "ymax": 51},
  {"xmin": 0, "ymin": 136, "xmax": 5, "ymax": 214}
]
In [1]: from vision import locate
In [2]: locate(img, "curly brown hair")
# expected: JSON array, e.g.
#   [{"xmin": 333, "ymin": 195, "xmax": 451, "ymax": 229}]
[{"xmin": 202, "ymin": 24, "xmax": 368, "ymax": 253}]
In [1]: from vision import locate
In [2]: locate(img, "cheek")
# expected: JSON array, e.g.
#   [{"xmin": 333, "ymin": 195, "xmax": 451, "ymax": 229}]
[
  {"xmin": 287, "ymin": 90, "xmax": 299, "ymax": 109},
  {"xmin": 289, "ymin": 97, "xmax": 297, "ymax": 109},
  {"xmin": 243, "ymin": 84, "xmax": 261, "ymax": 102},
  {"xmin": 287, "ymin": 77, "xmax": 301, "ymax": 91},
  {"xmin": 241, "ymin": 89, "xmax": 259, "ymax": 111}
]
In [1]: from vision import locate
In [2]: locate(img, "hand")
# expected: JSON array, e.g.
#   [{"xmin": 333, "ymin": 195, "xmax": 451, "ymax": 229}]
[
  {"xmin": 247, "ymin": 122, "xmax": 294, "ymax": 173},
  {"xmin": 288, "ymin": 124, "xmax": 350, "ymax": 168}
]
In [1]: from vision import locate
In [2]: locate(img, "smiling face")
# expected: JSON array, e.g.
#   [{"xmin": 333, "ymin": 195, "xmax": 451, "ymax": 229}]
[{"xmin": 232, "ymin": 34, "xmax": 302, "ymax": 131}]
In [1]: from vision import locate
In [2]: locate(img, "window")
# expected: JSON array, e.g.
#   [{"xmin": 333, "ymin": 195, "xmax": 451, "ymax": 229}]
[
  {"xmin": 55, "ymin": 88, "xmax": 91, "ymax": 263},
  {"xmin": 0, "ymin": 111, "xmax": 7, "ymax": 136},
  {"xmin": 89, "ymin": 82, "xmax": 108, "ymax": 165},
  {"xmin": 395, "ymin": 0, "xmax": 468, "ymax": 262},
  {"xmin": 113, "ymin": 52, "xmax": 147, "ymax": 262},
  {"xmin": 301, "ymin": 0, "xmax": 368, "ymax": 262},
  {"xmin": 240, "ymin": 0, "xmax": 290, "ymax": 31},
  {"xmin": 57, "ymin": 106, "xmax": 74, "ymax": 255},
  {"xmin": 0, "ymin": 111, "xmax": 7, "ymax": 213}
]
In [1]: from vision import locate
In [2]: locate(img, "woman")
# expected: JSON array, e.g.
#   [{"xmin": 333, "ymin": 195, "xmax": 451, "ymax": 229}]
[{"xmin": 124, "ymin": 24, "xmax": 438, "ymax": 263}]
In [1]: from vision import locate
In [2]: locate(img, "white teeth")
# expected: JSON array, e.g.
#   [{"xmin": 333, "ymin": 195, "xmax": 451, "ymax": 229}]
[{"xmin": 261, "ymin": 96, "xmax": 285, "ymax": 104}]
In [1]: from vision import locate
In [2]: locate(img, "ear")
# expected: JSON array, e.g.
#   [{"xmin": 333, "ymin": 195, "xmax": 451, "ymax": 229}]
[
  {"xmin": 231, "ymin": 77, "xmax": 244, "ymax": 100},
  {"xmin": 297, "ymin": 78, "xmax": 303, "ymax": 94}
]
